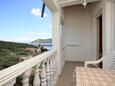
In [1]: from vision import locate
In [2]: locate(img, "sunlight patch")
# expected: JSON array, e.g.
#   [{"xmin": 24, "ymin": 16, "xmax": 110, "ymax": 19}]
[{"xmin": 49, "ymin": 25, "xmax": 52, "ymax": 28}]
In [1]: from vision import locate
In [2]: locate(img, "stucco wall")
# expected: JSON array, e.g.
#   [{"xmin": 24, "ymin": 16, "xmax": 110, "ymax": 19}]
[
  {"xmin": 113, "ymin": 2, "xmax": 115, "ymax": 50},
  {"xmin": 62, "ymin": 4, "xmax": 94, "ymax": 61}
]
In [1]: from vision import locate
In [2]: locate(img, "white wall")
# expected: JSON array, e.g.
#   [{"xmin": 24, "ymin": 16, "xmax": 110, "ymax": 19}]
[
  {"xmin": 113, "ymin": 1, "xmax": 115, "ymax": 50},
  {"xmin": 59, "ymin": 24, "xmax": 65, "ymax": 72},
  {"xmin": 62, "ymin": 0, "xmax": 114, "ymax": 63},
  {"xmin": 44, "ymin": 0, "xmax": 64, "ymax": 75},
  {"xmin": 91, "ymin": 2, "xmax": 102, "ymax": 60},
  {"xmin": 63, "ymin": 4, "xmax": 94, "ymax": 61}
]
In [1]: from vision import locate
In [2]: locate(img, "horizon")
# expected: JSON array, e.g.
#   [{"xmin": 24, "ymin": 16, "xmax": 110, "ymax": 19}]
[
  {"xmin": 0, "ymin": 38, "xmax": 52, "ymax": 44},
  {"xmin": 0, "ymin": 0, "xmax": 52, "ymax": 43}
]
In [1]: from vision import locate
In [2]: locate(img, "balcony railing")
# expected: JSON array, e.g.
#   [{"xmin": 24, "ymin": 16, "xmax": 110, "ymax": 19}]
[{"xmin": 0, "ymin": 49, "xmax": 58, "ymax": 86}]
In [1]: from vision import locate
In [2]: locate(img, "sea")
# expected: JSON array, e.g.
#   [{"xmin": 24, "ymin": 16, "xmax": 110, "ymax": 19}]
[{"xmin": 40, "ymin": 43, "xmax": 52, "ymax": 50}]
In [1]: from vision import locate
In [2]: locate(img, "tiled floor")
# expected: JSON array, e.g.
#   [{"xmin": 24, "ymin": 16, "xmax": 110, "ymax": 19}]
[{"xmin": 56, "ymin": 61, "xmax": 84, "ymax": 86}]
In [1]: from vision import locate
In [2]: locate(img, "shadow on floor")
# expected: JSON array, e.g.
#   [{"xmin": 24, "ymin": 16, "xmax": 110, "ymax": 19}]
[{"xmin": 56, "ymin": 61, "xmax": 84, "ymax": 86}]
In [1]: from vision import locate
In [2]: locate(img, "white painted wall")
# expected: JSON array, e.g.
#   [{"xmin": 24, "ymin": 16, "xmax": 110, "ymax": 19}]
[
  {"xmin": 113, "ymin": 1, "xmax": 115, "ymax": 50},
  {"xmin": 102, "ymin": 0, "xmax": 113, "ymax": 69},
  {"xmin": 45, "ymin": 0, "xmax": 114, "ymax": 73},
  {"xmin": 59, "ymin": 24, "xmax": 65, "ymax": 73},
  {"xmin": 62, "ymin": 0, "xmax": 114, "ymax": 64},
  {"xmin": 91, "ymin": 0, "xmax": 114, "ymax": 68},
  {"xmin": 44, "ymin": 0, "xmax": 65, "ymax": 75},
  {"xmin": 91, "ymin": 2, "xmax": 103, "ymax": 61},
  {"xmin": 63, "ymin": 4, "xmax": 94, "ymax": 61}
]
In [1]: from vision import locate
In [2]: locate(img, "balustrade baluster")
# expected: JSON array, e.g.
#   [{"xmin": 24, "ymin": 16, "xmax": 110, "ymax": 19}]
[
  {"xmin": 54, "ymin": 53, "xmax": 58, "ymax": 81},
  {"xmin": 0, "ymin": 50, "xmax": 57, "ymax": 86},
  {"xmin": 33, "ymin": 64, "xmax": 40, "ymax": 86},
  {"xmin": 52, "ymin": 56, "xmax": 57, "ymax": 85},
  {"xmin": 50, "ymin": 57, "xmax": 54, "ymax": 86},
  {"xmin": 41, "ymin": 61, "xmax": 47, "ymax": 86},
  {"xmin": 46, "ymin": 59, "xmax": 51, "ymax": 86},
  {"xmin": 22, "ymin": 69, "xmax": 32, "ymax": 86}
]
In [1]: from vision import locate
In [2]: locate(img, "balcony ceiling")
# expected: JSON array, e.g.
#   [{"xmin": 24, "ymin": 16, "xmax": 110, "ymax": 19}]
[{"xmin": 60, "ymin": 0, "xmax": 100, "ymax": 7}]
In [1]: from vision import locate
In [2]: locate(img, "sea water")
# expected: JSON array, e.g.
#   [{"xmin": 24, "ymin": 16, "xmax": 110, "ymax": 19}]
[{"xmin": 40, "ymin": 43, "xmax": 52, "ymax": 50}]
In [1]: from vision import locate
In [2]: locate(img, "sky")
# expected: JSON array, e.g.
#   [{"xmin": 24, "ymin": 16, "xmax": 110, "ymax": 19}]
[{"xmin": 0, "ymin": 0, "xmax": 52, "ymax": 43}]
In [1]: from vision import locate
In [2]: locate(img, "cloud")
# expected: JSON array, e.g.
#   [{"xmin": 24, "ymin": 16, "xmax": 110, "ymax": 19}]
[{"xmin": 31, "ymin": 8, "xmax": 47, "ymax": 17}]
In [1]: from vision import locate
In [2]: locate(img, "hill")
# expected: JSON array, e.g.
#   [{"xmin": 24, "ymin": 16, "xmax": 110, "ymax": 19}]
[
  {"xmin": 0, "ymin": 41, "xmax": 39, "ymax": 70},
  {"xmin": 31, "ymin": 38, "xmax": 52, "ymax": 44},
  {"xmin": 0, "ymin": 41, "xmax": 38, "ymax": 49}
]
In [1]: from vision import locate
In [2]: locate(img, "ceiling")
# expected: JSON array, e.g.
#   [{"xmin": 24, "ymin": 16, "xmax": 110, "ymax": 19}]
[{"xmin": 60, "ymin": 0, "xmax": 100, "ymax": 7}]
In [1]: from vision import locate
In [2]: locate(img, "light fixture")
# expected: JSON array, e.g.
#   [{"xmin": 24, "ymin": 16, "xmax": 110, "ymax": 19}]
[{"xmin": 81, "ymin": 0, "xmax": 87, "ymax": 8}]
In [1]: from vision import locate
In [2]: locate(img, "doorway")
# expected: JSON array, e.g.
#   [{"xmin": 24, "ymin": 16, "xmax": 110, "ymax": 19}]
[{"xmin": 97, "ymin": 15, "xmax": 103, "ymax": 68}]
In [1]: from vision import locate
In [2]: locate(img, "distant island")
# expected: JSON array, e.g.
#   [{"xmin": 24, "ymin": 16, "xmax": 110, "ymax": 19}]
[
  {"xmin": 31, "ymin": 38, "xmax": 52, "ymax": 44},
  {"xmin": 31, "ymin": 38, "xmax": 52, "ymax": 50}
]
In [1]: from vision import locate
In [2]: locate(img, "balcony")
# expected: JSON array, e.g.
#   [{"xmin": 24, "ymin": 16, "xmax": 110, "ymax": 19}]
[
  {"xmin": 1, "ymin": 49, "xmax": 115, "ymax": 86},
  {"xmin": 0, "ymin": 49, "xmax": 97, "ymax": 86},
  {"xmin": 0, "ymin": 0, "xmax": 115, "ymax": 85},
  {"xmin": 0, "ymin": 50, "xmax": 58, "ymax": 86}
]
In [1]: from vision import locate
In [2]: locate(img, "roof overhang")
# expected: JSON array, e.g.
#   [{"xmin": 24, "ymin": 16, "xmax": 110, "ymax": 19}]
[{"xmin": 60, "ymin": 0, "xmax": 100, "ymax": 7}]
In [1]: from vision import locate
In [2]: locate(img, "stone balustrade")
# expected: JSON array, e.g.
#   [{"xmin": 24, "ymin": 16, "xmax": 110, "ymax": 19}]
[{"xmin": 0, "ymin": 49, "xmax": 58, "ymax": 86}]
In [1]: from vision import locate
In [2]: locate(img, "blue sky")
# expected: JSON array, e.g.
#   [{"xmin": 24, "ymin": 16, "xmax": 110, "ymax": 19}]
[{"xmin": 0, "ymin": 0, "xmax": 52, "ymax": 43}]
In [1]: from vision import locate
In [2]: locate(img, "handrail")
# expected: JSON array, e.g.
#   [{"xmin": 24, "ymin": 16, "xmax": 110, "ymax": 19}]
[{"xmin": 0, "ymin": 49, "xmax": 57, "ymax": 86}]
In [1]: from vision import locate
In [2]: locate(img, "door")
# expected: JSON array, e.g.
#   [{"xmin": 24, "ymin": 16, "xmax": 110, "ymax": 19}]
[{"xmin": 97, "ymin": 15, "xmax": 103, "ymax": 68}]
